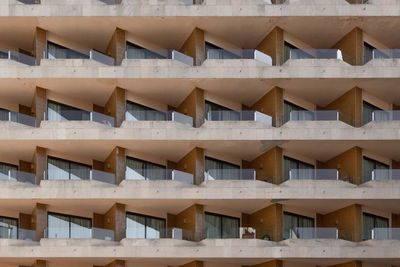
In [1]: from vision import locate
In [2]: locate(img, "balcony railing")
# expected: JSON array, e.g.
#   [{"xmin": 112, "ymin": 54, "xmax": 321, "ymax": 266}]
[
  {"xmin": 125, "ymin": 110, "xmax": 193, "ymax": 127},
  {"xmin": 372, "ymin": 49, "xmax": 400, "ymax": 60},
  {"xmin": 371, "ymin": 169, "xmax": 400, "ymax": 181},
  {"xmin": 289, "ymin": 110, "xmax": 339, "ymax": 121},
  {"xmin": 44, "ymin": 169, "xmax": 115, "ymax": 184},
  {"xmin": 205, "ymin": 169, "xmax": 256, "ymax": 181},
  {"xmin": 0, "ymin": 50, "xmax": 36, "ymax": 66},
  {"xmin": 0, "ymin": 109, "xmax": 36, "ymax": 127},
  {"xmin": 206, "ymin": 49, "xmax": 272, "ymax": 65},
  {"xmin": 289, "ymin": 49, "xmax": 343, "ymax": 60},
  {"xmin": 372, "ymin": 110, "xmax": 400, "ymax": 121},
  {"xmin": 206, "ymin": 110, "xmax": 272, "ymax": 126},
  {"xmin": 125, "ymin": 49, "xmax": 194, "ymax": 66},
  {"xmin": 0, "ymin": 226, "xmax": 36, "ymax": 240},
  {"xmin": 0, "ymin": 170, "xmax": 36, "ymax": 184},
  {"xmin": 290, "ymin": 227, "xmax": 338, "ymax": 239},
  {"xmin": 45, "ymin": 110, "xmax": 115, "ymax": 127},
  {"xmin": 44, "ymin": 227, "xmax": 115, "ymax": 241},
  {"xmin": 43, "ymin": 49, "xmax": 115, "ymax": 66},
  {"xmin": 371, "ymin": 228, "xmax": 400, "ymax": 240},
  {"xmin": 125, "ymin": 169, "xmax": 194, "ymax": 184},
  {"xmin": 289, "ymin": 169, "xmax": 339, "ymax": 180}
]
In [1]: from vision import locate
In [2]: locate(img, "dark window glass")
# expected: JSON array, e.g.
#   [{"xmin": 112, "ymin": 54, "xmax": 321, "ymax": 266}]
[
  {"xmin": 283, "ymin": 100, "xmax": 311, "ymax": 123},
  {"xmin": 205, "ymin": 100, "xmax": 240, "ymax": 121},
  {"xmin": 283, "ymin": 212, "xmax": 314, "ymax": 239},
  {"xmin": 47, "ymin": 100, "xmax": 90, "ymax": 121},
  {"xmin": 362, "ymin": 213, "xmax": 388, "ymax": 240},
  {"xmin": 205, "ymin": 42, "xmax": 240, "ymax": 60},
  {"xmin": 0, "ymin": 162, "xmax": 18, "ymax": 181},
  {"xmin": 205, "ymin": 156, "xmax": 240, "ymax": 180},
  {"xmin": 362, "ymin": 101, "xmax": 381, "ymax": 125},
  {"xmin": 363, "ymin": 42, "xmax": 375, "ymax": 64},
  {"xmin": 126, "ymin": 42, "xmax": 165, "ymax": 59},
  {"xmin": 47, "ymin": 156, "xmax": 91, "ymax": 180},
  {"xmin": 47, "ymin": 212, "xmax": 92, "ymax": 239},
  {"xmin": 205, "ymin": 212, "xmax": 239, "ymax": 239},
  {"xmin": 125, "ymin": 157, "xmax": 166, "ymax": 180},
  {"xmin": 125, "ymin": 101, "xmax": 166, "ymax": 121},
  {"xmin": 362, "ymin": 157, "xmax": 389, "ymax": 183},
  {"xmin": 47, "ymin": 41, "xmax": 88, "ymax": 60},
  {"xmin": 283, "ymin": 156, "xmax": 314, "ymax": 182},
  {"xmin": 0, "ymin": 51, "xmax": 8, "ymax": 59},
  {"xmin": 126, "ymin": 213, "xmax": 166, "ymax": 239},
  {"xmin": 0, "ymin": 216, "xmax": 18, "ymax": 239}
]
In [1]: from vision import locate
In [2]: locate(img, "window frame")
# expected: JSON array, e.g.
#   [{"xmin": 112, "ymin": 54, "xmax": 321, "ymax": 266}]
[{"xmin": 204, "ymin": 211, "xmax": 240, "ymax": 239}]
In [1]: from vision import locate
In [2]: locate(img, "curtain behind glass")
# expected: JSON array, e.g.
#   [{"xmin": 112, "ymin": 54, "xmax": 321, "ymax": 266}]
[
  {"xmin": 0, "ymin": 108, "xmax": 9, "ymax": 121},
  {"xmin": 283, "ymin": 157, "xmax": 297, "ymax": 182},
  {"xmin": 70, "ymin": 216, "xmax": 91, "ymax": 238},
  {"xmin": 47, "ymin": 157, "xmax": 91, "ymax": 181},
  {"xmin": 146, "ymin": 217, "xmax": 166, "ymax": 238},
  {"xmin": 221, "ymin": 216, "xmax": 239, "ymax": 238},
  {"xmin": 48, "ymin": 213, "xmax": 70, "ymax": 238},
  {"xmin": 47, "ymin": 42, "xmax": 88, "ymax": 59},
  {"xmin": 362, "ymin": 213, "xmax": 374, "ymax": 240},
  {"xmin": 0, "ymin": 216, "xmax": 18, "ymax": 239},
  {"xmin": 362, "ymin": 101, "xmax": 381, "ymax": 125},
  {"xmin": 47, "ymin": 101, "xmax": 90, "ymax": 121},
  {"xmin": 205, "ymin": 157, "xmax": 240, "ymax": 180},
  {"xmin": 283, "ymin": 101, "xmax": 309, "ymax": 123},
  {"xmin": 70, "ymin": 162, "xmax": 91, "ymax": 180},
  {"xmin": 362, "ymin": 157, "xmax": 389, "ymax": 182},
  {"xmin": 283, "ymin": 212, "xmax": 314, "ymax": 239},
  {"xmin": 204, "ymin": 101, "xmax": 239, "ymax": 121},
  {"xmin": 363, "ymin": 42, "xmax": 374, "ymax": 64},
  {"xmin": 0, "ymin": 162, "xmax": 18, "ymax": 181},
  {"xmin": 126, "ymin": 42, "xmax": 165, "ymax": 59},
  {"xmin": 0, "ymin": 51, "xmax": 8, "ymax": 59},
  {"xmin": 126, "ymin": 157, "xmax": 166, "ymax": 181},
  {"xmin": 205, "ymin": 213, "xmax": 221, "ymax": 238},
  {"xmin": 126, "ymin": 213, "xmax": 146, "ymax": 238},
  {"xmin": 126, "ymin": 101, "xmax": 166, "ymax": 122}
]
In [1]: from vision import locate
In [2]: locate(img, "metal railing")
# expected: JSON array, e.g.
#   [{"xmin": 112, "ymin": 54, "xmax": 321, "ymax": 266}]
[
  {"xmin": 371, "ymin": 169, "xmax": 400, "ymax": 181},
  {"xmin": 371, "ymin": 228, "xmax": 400, "ymax": 240},
  {"xmin": 43, "ymin": 49, "xmax": 114, "ymax": 66},
  {"xmin": 44, "ymin": 169, "xmax": 115, "ymax": 184},
  {"xmin": 289, "ymin": 169, "xmax": 339, "ymax": 180},
  {"xmin": 206, "ymin": 49, "xmax": 272, "ymax": 65},
  {"xmin": 44, "ymin": 227, "xmax": 114, "ymax": 241},
  {"xmin": 372, "ymin": 49, "xmax": 400, "ymax": 60},
  {"xmin": 205, "ymin": 169, "xmax": 256, "ymax": 181},
  {"xmin": 372, "ymin": 110, "xmax": 400, "ymax": 121},
  {"xmin": 125, "ymin": 110, "xmax": 193, "ymax": 127},
  {"xmin": 125, "ymin": 49, "xmax": 193, "ymax": 66},
  {"xmin": 0, "ymin": 50, "xmax": 36, "ymax": 66},
  {"xmin": 288, "ymin": 49, "xmax": 343, "ymax": 60},
  {"xmin": 290, "ymin": 227, "xmax": 338, "ymax": 239},
  {"xmin": 0, "ymin": 109, "xmax": 36, "ymax": 127},
  {"xmin": 206, "ymin": 110, "xmax": 272, "ymax": 126},
  {"xmin": 125, "ymin": 168, "xmax": 193, "ymax": 184},
  {"xmin": 289, "ymin": 110, "xmax": 339, "ymax": 121},
  {"xmin": 45, "ymin": 110, "xmax": 115, "ymax": 127},
  {"xmin": 0, "ymin": 170, "xmax": 36, "ymax": 184}
]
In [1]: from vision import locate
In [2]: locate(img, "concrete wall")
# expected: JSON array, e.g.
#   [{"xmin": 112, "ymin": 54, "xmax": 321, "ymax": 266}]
[
  {"xmin": 251, "ymin": 87, "xmax": 283, "ymax": 127},
  {"xmin": 179, "ymin": 28, "xmax": 205, "ymax": 66},
  {"xmin": 106, "ymin": 28, "xmax": 126, "ymax": 66},
  {"xmin": 105, "ymin": 87, "xmax": 126, "ymax": 127},
  {"xmin": 177, "ymin": 87, "xmax": 205, "ymax": 128},
  {"xmin": 104, "ymin": 203, "xmax": 126, "ymax": 242},
  {"xmin": 33, "ymin": 203, "xmax": 47, "ymax": 241},
  {"xmin": 244, "ymin": 146, "xmax": 282, "ymax": 184},
  {"xmin": 104, "ymin": 147, "xmax": 126, "ymax": 185},
  {"xmin": 33, "ymin": 146, "xmax": 47, "ymax": 185},
  {"xmin": 256, "ymin": 27, "xmax": 284, "ymax": 66},
  {"xmin": 176, "ymin": 147, "xmax": 204, "ymax": 185},
  {"xmin": 32, "ymin": 87, "xmax": 47, "ymax": 126},
  {"xmin": 332, "ymin": 27, "xmax": 363, "ymax": 65},
  {"xmin": 33, "ymin": 27, "xmax": 47, "ymax": 64}
]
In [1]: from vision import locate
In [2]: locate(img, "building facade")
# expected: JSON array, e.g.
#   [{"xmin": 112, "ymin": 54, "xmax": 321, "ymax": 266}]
[{"xmin": 0, "ymin": 0, "xmax": 399, "ymax": 267}]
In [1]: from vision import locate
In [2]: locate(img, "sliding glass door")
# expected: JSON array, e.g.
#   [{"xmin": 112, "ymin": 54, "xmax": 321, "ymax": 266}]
[
  {"xmin": 125, "ymin": 101, "xmax": 166, "ymax": 121},
  {"xmin": 47, "ymin": 213, "xmax": 91, "ymax": 239},
  {"xmin": 125, "ymin": 157, "xmax": 166, "ymax": 181},
  {"xmin": 126, "ymin": 213, "xmax": 166, "ymax": 239},
  {"xmin": 283, "ymin": 156, "xmax": 315, "ymax": 182},
  {"xmin": 283, "ymin": 212, "xmax": 314, "ymax": 239},
  {"xmin": 362, "ymin": 213, "xmax": 389, "ymax": 240},
  {"xmin": 47, "ymin": 100, "xmax": 90, "ymax": 121},
  {"xmin": 47, "ymin": 157, "xmax": 91, "ymax": 181},
  {"xmin": 204, "ymin": 157, "xmax": 240, "ymax": 180},
  {"xmin": 0, "ymin": 216, "xmax": 18, "ymax": 239},
  {"xmin": 205, "ymin": 212, "xmax": 239, "ymax": 239}
]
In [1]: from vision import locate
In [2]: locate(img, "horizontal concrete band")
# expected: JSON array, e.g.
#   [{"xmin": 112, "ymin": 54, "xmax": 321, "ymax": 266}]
[
  {"xmin": 0, "ymin": 239, "xmax": 399, "ymax": 259},
  {"xmin": 0, "ymin": 180, "xmax": 399, "ymax": 200},
  {"xmin": 1, "ymin": 59, "xmax": 400, "ymax": 79}
]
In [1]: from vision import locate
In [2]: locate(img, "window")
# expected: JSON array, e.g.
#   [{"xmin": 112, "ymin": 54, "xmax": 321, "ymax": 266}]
[
  {"xmin": 47, "ymin": 212, "xmax": 92, "ymax": 239},
  {"xmin": 205, "ymin": 212, "xmax": 239, "ymax": 239},
  {"xmin": 47, "ymin": 41, "xmax": 88, "ymax": 60},
  {"xmin": 362, "ymin": 101, "xmax": 381, "ymax": 125},
  {"xmin": 126, "ymin": 213, "xmax": 166, "ymax": 239},
  {"xmin": 126, "ymin": 42, "xmax": 165, "ymax": 59},
  {"xmin": 205, "ymin": 42, "xmax": 240, "ymax": 60},
  {"xmin": 283, "ymin": 100, "xmax": 312, "ymax": 123},
  {"xmin": 362, "ymin": 157, "xmax": 389, "ymax": 183},
  {"xmin": 283, "ymin": 156, "xmax": 314, "ymax": 182},
  {"xmin": 125, "ymin": 101, "xmax": 166, "ymax": 121},
  {"xmin": 47, "ymin": 100, "xmax": 90, "ymax": 121},
  {"xmin": 283, "ymin": 212, "xmax": 314, "ymax": 239},
  {"xmin": 363, "ymin": 42, "xmax": 375, "ymax": 64},
  {"xmin": 0, "ymin": 51, "xmax": 7, "ymax": 59},
  {"xmin": 205, "ymin": 101, "xmax": 240, "ymax": 121},
  {"xmin": 362, "ymin": 213, "xmax": 388, "ymax": 240},
  {"xmin": 204, "ymin": 157, "xmax": 240, "ymax": 180},
  {"xmin": 0, "ymin": 216, "xmax": 18, "ymax": 239},
  {"xmin": 125, "ymin": 157, "xmax": 166, "ymax": 180},
  {"xmin": 0, "ymin": 162, "xmax": 18, "ymax": 181},
  {"xmin": 47, "ymin": 156, "xmax": 91, "ymax": 181}
]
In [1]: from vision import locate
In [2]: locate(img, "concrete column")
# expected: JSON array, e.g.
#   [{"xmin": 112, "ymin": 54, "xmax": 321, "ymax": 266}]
[
  {"xmin": 250, "ymin": 260, "xmax": 283, "ymax": 267},
  {"xmin": 176, "ymin": 87, "xmax": 205, "ymax": 127},
  {"xmin": 250, "ymin": 87, "xmax": 284, "ymax": 127},
  {"xmin": 33, "ymin": 203, "xmax": 47, "ymax": 241},
  {"xmin": 322, "ymin": 87, "xmax": 362, "ymax": 127},
  {"xmin": 180, "ymin": 261, "xmax": 204, "ymax": 267},
  {"xmin": 32, "ymin": 146, "xmax": 47, "ymax": 185},
  {"xmin": 105, "ymin": 87, "xmax": 126, "ymax": 127},
  {"xmin": 104, "ymin": 203, "xmax": 126, "ymax": 241},
  {"xmin": 176, "ymin": 147, "xmax": 204, "ymax": 185},
  {"xmin": 327, "ymin": 261, "xmax": 362, "ymax": 267},
  {"xmin": 332, "ymin": 27, "xmax": 363, "ymax": 65},
  {"xmin": 175, "ymin": 204, "xmax": 204, "ymax": 242},
  {"xmin": 320, "ymin": 146, "xmax": 362, "ymax": 185},
  {"xmin": 105, "ymin": 260, "xmax": 125, "ymax": 267},
  {"xmin": 31, "ymin": 87, "xmax": 47, "ymax": 127},
  {"xmin": 106, "ymin": 28, "xmax": 126, "ymax": 66},
  {"xmin": 104, "ymin": 146, "xmax": 126, "ymax": 185},
  {"xmin": 319, "ymin": 204, "xmax": 362, "ymax": 242},
  {"xmin": 256, "ymin": 27, "xmax": 284, "ymax": 66},
  {"xmin": 244, "ymin": 146, "xmax": 283, "ymax": 184},
  {"xmin": 179, "ymin": 28, "xmax": 205, "ymax": 66},
  {"xmin": 33, "ymin": 27, "xmax": 47, "ymax": 65}
]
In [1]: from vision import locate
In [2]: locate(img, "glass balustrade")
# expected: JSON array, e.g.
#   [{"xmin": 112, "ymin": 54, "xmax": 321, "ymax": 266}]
[
  {"xmin": 289, "ymin": 110, "xmax": 339, "ymax": 121},
  {"xmin": 125, "ymin": 168, "xmax": 193, "ymax": 184},
  {"xmin": 0, "ymin": 226, "xmax": 36, "ymax": 240},
  {"xmin": 45, "ymin": 169, "xmax": 115, "ymax": 184},
  {"xmin": 291, "ymin": 227, "xmax": 338, "ymax": 239},
  {"xmin": 44, "ymin": 227, "xmax": 114, "ymax": 240},
  {"xmin": 288, "ymin": 49, "xmax": 344, "ymax": 60},
  {"xmin": 206, "ymin": 110, "xmax": 272, "ymax": 126},
  {"xmin": 0, "ymin": 169, "xmax": 36, "ymax": 184},
  {"xmin": 205, "ymin": 169, "xmax": 256, "ymax": 181},
  {"xmin": 125, "ymin": 110, "xmax": 193, "ymax": 127},
  {"xmin": 125, "ymin": 49, "xmax": 193, "ymax": 66},
  {"xmin": 43, "ymin": 49, "xmax": 114, "ymax": 66},
  {"xmin": 372, "ymin": 110, "xmax": 400, "ymax": 121},
  {"xmin": 206, "ymin": 49, "xmax": 272, "ymax": 65},
  {"xmin": 45, "ymin": 110, "xmax": 115, "ymax": 127},
  {"xmin": 0, "ymin": 50, "xmax": 36, "ymax": 66},
  {"xmin": 371, "ymin": 228, "xmax": 400, "ymax": 240},
  {"xmin": 289, "ymin": 169, "xmax": 339, "ymax": 180},
  {"xmin": 372, "ymin": 49, "xmax": 400, "ymax": 60},
  {"xmin": 0, "ymin": 109, "xmax": 36, "ymax": 127},
  {"xmin": 371, "ymin": 169, "xmax": 400, "ymax": 181}
]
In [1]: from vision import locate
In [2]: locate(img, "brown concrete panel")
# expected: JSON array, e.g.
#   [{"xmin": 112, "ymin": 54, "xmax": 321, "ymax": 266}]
[
  {"xmin": 323, "ymin": 87, "xmax": 362, "ymax": 127},
  {"xmin": 176, "ymin": 147, "xmax": 204, "ymax": 185},
  {"xmin": 320, "ymin": 146, "xmax": 362, "ymax": 185},
  {"xmin": 246, "ymin": 146, "xmax": 283, "ymax": 184},
  {"xmin": 175, "ymin": 204, "xmax": 204, "ymax": 241},
  {"xmin": 176, "ymin": 87, "xmax": 205, "ymax": 128},
  {"xmin": 33, "ymin": 27, "xmax": 46, "ymax": 65},
  {"xmin": 246, "ymin": 204, "xmax": 283, "ymax": 241},
  {"xmin": 19, "ymin": 104, "xmax": 32, "ymax": 116},
  {"xmin": 250, "ymin": 260, "xmax": 283, "ymax": 267},
  {"xmin": 93, "ymin": 213, "xmax": 105, "ymax": 229},
  {"xmin": 104, "ymin": 147, "xmax": 126, "ymax": 185},
  {"xmin": 327, "ymin": 261, "xmax": 362, "ymax": 267},
  {"xmin": 332, "ymin": 27, "xmax": 363, "ymax": 65},
  {"xmin": 19, "ymin": 160, "xmax": 33, "ymax": 174},
  {"xmin": 32, "ymin": 146, "xmax": 47, "ymax": 185},
  {"xmin": 105, "ymin": 87, "xmax": 126, "ymax": 127},
  {"xmin": 33, "ymin": 260, "xmax": 47, "ymax": 267},
  {"xmin": 256, "ymin": 27, "xmax": 284, "ymax": 66},
  {"xmin": 319, "ymin": 204, "xmax": 362, "ymax": 242},
  {"xmin": 392, "ymin": 213, "xmax": 400, "ymax": 228},
  {"xmin": 104, "ymin": 203, "xmax": 126, "ymax": 241},
  {"xmin": 19, "ymin": 213, "xmax": 33, "ymax": 230},
  {"xmin": 179, "ymin": 28, "xmax": 205, "ymax": 66},
  {"xmin": 93, "ymin": 160, "xmax": 105, "ymax": 171},
  {"xmin": 106, "ymin": 28, "xmax": 126, "ymax": 66},
  {"xmin": 392, "ymin": 160, "xmax": 400, "ymax": 169},
  {"xmin": 180, "ymin": 261, "xmax": 204, "ymax": 267},
  {"xmin": 32, "ymin": 203, "xmax": 47, "ymax": 241},
  {"xmin": 251, "ymin": 87, "xmax": 284, "ymax": 127},
  {"xmin": 31, "ymin": 87, "xmax": 47, "ymax": 127},
  {"xmin": 167, "ymin": 213, "xmax": 177, "ymax": 238},
  {"xmin": 105, "ymin": 260, "xmax": 125, "ymax": 267}
]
